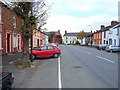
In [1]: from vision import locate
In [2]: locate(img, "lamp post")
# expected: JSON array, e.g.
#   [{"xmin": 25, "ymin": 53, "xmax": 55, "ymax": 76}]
[{"xmin": 88, "ymin": 25, "xmax": 92, "ymax": 46}]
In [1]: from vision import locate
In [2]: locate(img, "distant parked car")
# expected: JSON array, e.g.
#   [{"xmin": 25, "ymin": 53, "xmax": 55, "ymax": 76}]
[
  {"xmin": 94, "ymin": 45, "xmax": 99, "ymax": 48},
  {"xmin": 96, "ymin": 44, "xmax": 107, "ymax": 50},
  {"xmin": 29, "ymin": 43, "xmax": 61, "ymax": 60},
  {"xmin": 105, "ymin": 45, "xmax": 120, "ymax": 53},
  {"xmin": 0, "ymin": 72, "xmax": 14, "ymax": 90}
]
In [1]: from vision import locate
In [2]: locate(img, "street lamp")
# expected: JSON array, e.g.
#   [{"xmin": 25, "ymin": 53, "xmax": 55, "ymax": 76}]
[{"xmin": 88, "ymin": 25, "xmax": 92, "ymax": 46}]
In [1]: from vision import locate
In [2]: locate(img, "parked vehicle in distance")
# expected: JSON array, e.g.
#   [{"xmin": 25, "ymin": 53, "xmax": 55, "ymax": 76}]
[
  {"xmin": 29, "ymin": 43, "xmax": 61, "ymax": 60},
  {"xmin": 0, "ymin": 72, "xmax": 14, "ymax": 90},
  {"xmin": 105, "ymin": 45, "xmax": 120, "ymax": 53},
  {"xmin": 96, "ymin": 44, "xmax": 107, "ymax": 50}
]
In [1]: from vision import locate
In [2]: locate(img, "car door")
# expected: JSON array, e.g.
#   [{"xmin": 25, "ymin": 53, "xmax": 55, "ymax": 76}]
[
  {"xmin": 47, "ymin": 46, "xmax": 56, "ymax": 57},
  {"xmin": 36, "ymin": 46, "xmax": 48, "ymax": 58}
]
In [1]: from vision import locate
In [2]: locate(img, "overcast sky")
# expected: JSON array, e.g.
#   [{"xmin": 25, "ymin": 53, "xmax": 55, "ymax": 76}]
[{"xmin": 44, "ymin": 0, "xmax": 119, "ymax": 35}]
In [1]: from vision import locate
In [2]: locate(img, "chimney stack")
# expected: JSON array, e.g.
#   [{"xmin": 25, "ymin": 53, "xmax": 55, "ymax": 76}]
[
  {"xmin": 65, "ymin": 30, "xmax": 67, "ymax": 34},
  {"xmin": 101, "ymin": 25, "xmax": 105, "ymax": 29},
  {"xmin": 111, "ymin": 21, "xmax": 118, "ymax": 25},
  {"xmin": 58, "ymin": 30, "xmax": 60, "ymax": 34}
]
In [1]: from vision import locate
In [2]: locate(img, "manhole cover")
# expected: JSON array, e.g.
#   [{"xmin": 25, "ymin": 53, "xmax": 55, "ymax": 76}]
[{"xmin": 73, "ymin": 66, "xmax": 82, "ymax": 68}]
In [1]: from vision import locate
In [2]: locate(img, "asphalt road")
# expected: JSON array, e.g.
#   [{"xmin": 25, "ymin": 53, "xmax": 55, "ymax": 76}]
[
  {"xmin": 12, "ymin": 45, "xmax": 119, "ymax": 88},
  {"xmin": 60, "ymin": 45, "xmax": 118, "ymax": 88}
]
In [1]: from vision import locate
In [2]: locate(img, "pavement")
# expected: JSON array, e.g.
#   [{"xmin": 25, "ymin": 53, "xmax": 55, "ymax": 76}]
[{"xmin": 1, "ymin": 52, "xmax": 46, "ymax": 88}]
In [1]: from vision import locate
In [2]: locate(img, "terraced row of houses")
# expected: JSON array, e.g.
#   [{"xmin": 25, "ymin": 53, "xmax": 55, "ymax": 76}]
[
  {"xmin": 63, "ymin": 21, "xmax": 120, "ymax": 46},
  {"xmin": 0, "ymin": 2, "xmax": 49, "ymax": 55},
  {"xmin": 0, "ymin": 2, "xmax": 63, "ymax": 55}
]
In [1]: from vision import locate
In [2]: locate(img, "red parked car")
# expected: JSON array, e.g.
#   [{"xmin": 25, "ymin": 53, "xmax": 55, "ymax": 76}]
[{"xmin": 29, "ymin": 44, "xmax": 61, "ymax": 60}]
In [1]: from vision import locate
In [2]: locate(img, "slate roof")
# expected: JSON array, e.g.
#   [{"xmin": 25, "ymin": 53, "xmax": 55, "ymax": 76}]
[
  {"xmin": 86, "ymin": 32, "xmax": 93, "ymax": 37},
  {"xmin": 63, "ymin": 33, "xmax": 78, "ymax": 37},
  {"xmin": 113, "ymin": 23, "xmax": 120, "ymax": 29},
  {"xmin": 99, "ymin": 25, "xmax": 116, "ymax": 32},
  {"xmin": 44, "ymin": 31, "xmax": 58, "ymax": 35}
]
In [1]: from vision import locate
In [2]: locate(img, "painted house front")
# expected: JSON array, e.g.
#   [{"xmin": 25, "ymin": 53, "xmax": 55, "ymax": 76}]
[
  {"xmin": 63, "ymin": 31, "xmax": 80, "ymax": 45},
  {"xmin": 92, "ymin": 30, "xmax": 102, "ymax": 45},
  {"xmin": 108, "ymin": 24, "xmax": 120, "ymax": 46},
  {"xmin": 101, "ymin": 21, "xmax": 119, "ymax": 45},
  {"xmin": 29, "ymin": 29, "xmax": 46, "ymax": 48}
]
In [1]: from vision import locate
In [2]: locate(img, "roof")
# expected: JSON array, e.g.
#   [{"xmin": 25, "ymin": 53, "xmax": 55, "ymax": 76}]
[
  {"xmin": 44, "ymin": 31, "xmax": 58, "ymax": 35},
  {"xmin": 63, "ymin": 32, "xmax": 78, "ymax": 37},
  {"xmin": 99, "ymin": 25, "xmax": 116, "ymax": 32},
  {"xmin": 86, "ymin": 32, "xmax": 93, "ymax": 37},
  {"xmin": 112, "ymin": 23, "xmax": 120, "ymax": 29}
]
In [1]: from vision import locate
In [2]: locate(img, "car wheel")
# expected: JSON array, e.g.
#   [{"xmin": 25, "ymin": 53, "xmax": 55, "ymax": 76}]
[
  {"xmin": 30, "ymin": 54, "xmax": 36, "ymax": 60},
  {"xmin": 54, "ymin": 53, "xmax": 59, "ymax": 58},
  {"xmin": 110, "ymin": 49, "xmax": 113, "ymax": 53}
]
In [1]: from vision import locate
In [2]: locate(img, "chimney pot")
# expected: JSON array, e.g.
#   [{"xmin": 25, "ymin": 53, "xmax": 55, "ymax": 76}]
[{"xmin": 101, "ymin": 25, "xmax": 105, "ymax": 29}]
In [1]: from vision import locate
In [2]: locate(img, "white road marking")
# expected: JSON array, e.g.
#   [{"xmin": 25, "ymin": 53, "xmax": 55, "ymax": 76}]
[
  {"xmin": 83, "ymin": 51, "xmax": 92, "ymax": 55},
  {"xmin": 96, "ymin": 55, "xmax": 114, "ymax": 63},
  {"xmin": 58, "ymin": 56, "xmax": 62, "ymax": 88}
]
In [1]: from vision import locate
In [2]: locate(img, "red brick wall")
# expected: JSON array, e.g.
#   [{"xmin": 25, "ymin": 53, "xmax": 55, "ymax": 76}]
[{"xmin": 1, "ymin": 5, "xmax": 22, "ymax": 54}]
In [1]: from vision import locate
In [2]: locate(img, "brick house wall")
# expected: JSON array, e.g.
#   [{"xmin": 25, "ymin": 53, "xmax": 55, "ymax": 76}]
[{"xmin": 1, "ymin": 3, "xmax": 22, "ymax": 54}]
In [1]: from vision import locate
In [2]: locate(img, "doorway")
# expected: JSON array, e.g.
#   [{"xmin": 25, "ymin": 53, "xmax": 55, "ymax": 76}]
[
  {"xmin": 7, "ymin": 33, "xmax": 10, "ymax": 53},
  {"xmin": 17, "ymin": 35, "xmax": 20, "ymax": 51},
  {"xmin": 37, "ymin": 39, "xmax": 39, "ymax": 46}
]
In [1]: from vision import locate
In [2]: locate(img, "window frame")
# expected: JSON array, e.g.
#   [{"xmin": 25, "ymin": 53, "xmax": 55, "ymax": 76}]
[
  {"xmin": 13, "ymin": 33, "xmax": 17, "ymax": 47},
  {"xmin": 0, "ymin": 33, "xmax": 2, "ymax": 49},
  {"xmin": 0, "ymin": 6, "xmax": 1, "ymax": 22},
  {"xmin": 48, "ymin": 46, "xmax": 55, "ymax": 50}
]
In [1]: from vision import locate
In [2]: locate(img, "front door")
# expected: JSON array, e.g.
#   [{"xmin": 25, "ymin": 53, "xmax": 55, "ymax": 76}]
[
  {"xmin": 7, "ymin": 33, "xmax": 10, "ymax": 53},
  {"xmin": 37, "ymin": 39, "xmax": 39, "ymax": 46},
  {"xmin": 18, "ymin": 35, "xmax": 20, "ymax": 50}
]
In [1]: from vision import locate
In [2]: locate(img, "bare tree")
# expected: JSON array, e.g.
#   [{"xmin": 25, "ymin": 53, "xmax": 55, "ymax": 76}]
[{"xmin": 2, "ymin": 0, "xmax": 50, "ymax": 68}]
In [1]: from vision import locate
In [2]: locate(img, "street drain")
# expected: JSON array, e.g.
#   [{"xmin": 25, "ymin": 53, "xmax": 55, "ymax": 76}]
[{"xmin": 73, "ymin": 66, "xmax": 82, "ymax": 68}]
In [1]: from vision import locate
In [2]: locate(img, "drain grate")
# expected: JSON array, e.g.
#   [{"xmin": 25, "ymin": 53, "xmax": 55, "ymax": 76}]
[{"xmin": 73, "ymin": 66, "xmax": 82, "ymax": 68}]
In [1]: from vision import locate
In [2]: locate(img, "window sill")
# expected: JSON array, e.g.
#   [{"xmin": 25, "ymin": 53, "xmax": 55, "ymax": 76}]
[
  {"xmin": 0, "ymin": 22, "xmax": 3, "ymax": 25},
  {"xmin": 0, "ymin": 48, "xmax": 3, "ymax": 50}
]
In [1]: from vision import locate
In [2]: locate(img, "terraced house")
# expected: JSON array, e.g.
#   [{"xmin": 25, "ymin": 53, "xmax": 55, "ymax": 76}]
[
  {"xmin": 0, "ymin": 3, "xmax": 23, "ymax": 54},
  {"xmin": 0, "ymin": 2, "xmax": 47, "ymax": 55}
]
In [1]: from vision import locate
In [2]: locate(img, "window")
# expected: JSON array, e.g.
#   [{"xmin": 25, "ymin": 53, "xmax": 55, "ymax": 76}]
[
  {"xmin": 114, "ymin": 39, "xmax": 116, "ymax": 46},
  {"xmin": 34, "ymin": 38, "xmax": 37, "ymax": 45},
  {"xmin": 104, "ymin": 31, "xmax": 106, "ymax": 38},
  {"xmin": 66, "ymin": 40, "xmax": 67, "ymax": 43},
  {"xmin": 0, "ymin": 33, "xmax": 2, "ymax": 49},
  {"xmin": 13, "ymin": 34, "xmax": 16, "ymax": 47},
  {"xmin": 117, "ymin": 28, "xmax": 119, "ymax": 35},
  {"xmin": 48, "ymin": 46, "xmax": 54, "ymax": 50},
  {"xmin": 109, "ymin": 30, "xmax": 112, "ymax": 34},
  {"xmin": 106, "ymin": 41, "xmax": 108, "ymax": 44},
  {"xmin": 103, "ymin": 40, "xmax": 105, "ymax": 44},
  {"xmin": 109, "ymin": 39, "xmax": 112, "ymax": 45},
  {"xmin": 13, "ymin": 15, "xmax": 16, "ymax": 28},
  {"xmin": 0, "ymin": 6, "xmax": 1, "ymax": 22},
  {"xmin": 40, "ymin": 46, "xmax": 47, "ymax": 51}
]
